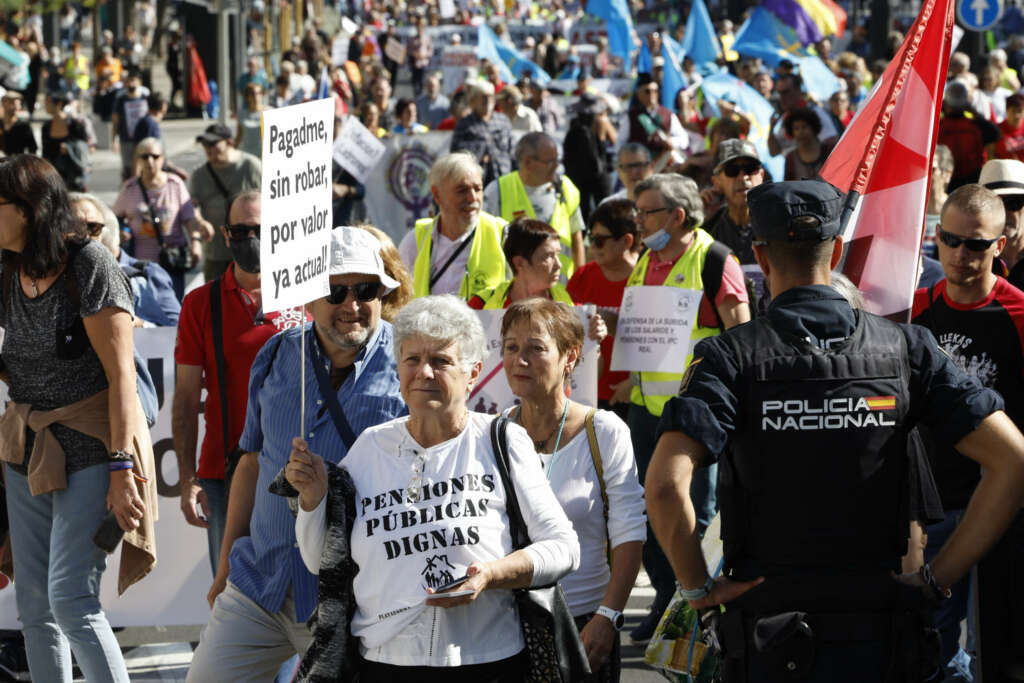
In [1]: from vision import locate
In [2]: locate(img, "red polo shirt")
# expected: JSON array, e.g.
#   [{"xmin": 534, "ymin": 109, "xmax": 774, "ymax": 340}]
[{"xmin": 174, "ymin": 264, "xmax": 307, "ymax": 479}]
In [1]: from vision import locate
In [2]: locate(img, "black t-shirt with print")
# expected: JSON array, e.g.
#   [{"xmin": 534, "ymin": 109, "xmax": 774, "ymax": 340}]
[{"xmin": 911, "ymin": 277, "xmax": 1024, "ymax": 509}]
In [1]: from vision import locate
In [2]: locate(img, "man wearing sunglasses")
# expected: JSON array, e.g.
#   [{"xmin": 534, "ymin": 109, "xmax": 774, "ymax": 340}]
[
  {"xmin": 188, "ymin": 227, "xmax": 406, "ymax": 682},
  {"xmin": 980, "ymin": 158, "xmax": 1024, "ymax": 291},
  {"xmin": 706, "ymin": 139, "xmax": 765, "ymax": 266},
  {"xmin": 911, "ymin": 183, "xmax": 1024, "ymax": 679}
]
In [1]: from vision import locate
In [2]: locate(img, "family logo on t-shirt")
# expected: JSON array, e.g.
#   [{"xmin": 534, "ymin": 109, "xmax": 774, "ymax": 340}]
[{"xmin": 421, "ymin": 554, "xmax": 457, "ymax": 589}]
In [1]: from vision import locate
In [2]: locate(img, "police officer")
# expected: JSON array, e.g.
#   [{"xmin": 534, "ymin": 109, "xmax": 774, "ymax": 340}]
[{"xmin": 645, "ymin": 180, "xmax": 1024, "ymax": 682}]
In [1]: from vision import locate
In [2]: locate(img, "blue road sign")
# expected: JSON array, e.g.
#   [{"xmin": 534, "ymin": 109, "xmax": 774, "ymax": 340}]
[{"xmin": 957, "ymin": 0, "xmax": 1003, "ymax": 31}]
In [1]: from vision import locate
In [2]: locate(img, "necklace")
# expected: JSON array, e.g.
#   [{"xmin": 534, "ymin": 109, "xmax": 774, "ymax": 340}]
[
  {"xmin": 516, "ymin": 399, "xmax": 569, "ymax": 453},
  {"xmin": 27, "ymin": 273, "xmax": 38, "ymax": 297}
]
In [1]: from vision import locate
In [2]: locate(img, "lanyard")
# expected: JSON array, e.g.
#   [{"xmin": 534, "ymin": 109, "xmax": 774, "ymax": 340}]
[{"xmin": 430, "ymin": 227, "xmax": 476, "ymax": 290}]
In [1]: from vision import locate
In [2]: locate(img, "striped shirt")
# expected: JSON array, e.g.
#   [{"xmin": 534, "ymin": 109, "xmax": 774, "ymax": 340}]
[{"xmin": 233, "ymin": 321, "xmax": 407, "ymax": 622}]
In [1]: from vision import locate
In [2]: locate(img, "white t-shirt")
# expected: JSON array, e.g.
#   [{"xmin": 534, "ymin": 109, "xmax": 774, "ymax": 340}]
[
  {"xmin": 296, "ymin": 411, "xmax": 580, "ymax": 667},
  {"xmin": 397, "ymin": 219, "xmax": 478, "ymax": 296},
  {"xmin": 536, "ymin": 409, "xmax": 646, "ymax": 617},
  {"xmin": 482, "ymin": 179, "xmax": 585, "ymax": 237}
]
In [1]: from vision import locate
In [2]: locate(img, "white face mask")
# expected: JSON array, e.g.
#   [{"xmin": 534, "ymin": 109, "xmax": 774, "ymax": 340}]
[{"xmin": 642, "ymin": 228, "xmax": 671, "ymax": 252}]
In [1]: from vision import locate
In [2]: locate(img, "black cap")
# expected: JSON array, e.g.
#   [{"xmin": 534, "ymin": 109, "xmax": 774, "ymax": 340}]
[
  {"xmin": 713, "ymin": 138, "xmax": 760, "ymax": 173},
  {"xmin": 196, "ymin": 123, "xmax": 233, "ymax": 145},
  {"xmin": 747, "ymin": 180, "xmax": 845, "ymax": 241}
]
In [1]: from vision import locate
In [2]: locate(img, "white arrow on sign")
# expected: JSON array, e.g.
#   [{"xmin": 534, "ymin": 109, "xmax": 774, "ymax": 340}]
[{"xmin": 971, "ymin": 0, "xmax": 989, "ymax": 25}]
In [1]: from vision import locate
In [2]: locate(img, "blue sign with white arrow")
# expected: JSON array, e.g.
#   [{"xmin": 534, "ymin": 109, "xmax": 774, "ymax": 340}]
[{"xmin": 957, "ymin": 0, "xmax": 1003, "ymax": 31}]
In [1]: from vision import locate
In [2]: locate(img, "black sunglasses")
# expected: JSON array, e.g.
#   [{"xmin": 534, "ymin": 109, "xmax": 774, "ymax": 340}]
[
  {"xmin": 589, "ymin": 233, "xmax": 617, "ymax": 248},
  {"xmin": 722, "ymin": 160, "xmax": 762, "ymax": 178},
  {"xmin": 937, "ymin": 226, "xmax": 1000, "ymax": 252},
  {"xmin": 1003, "ymin": 195, "xmax": 1024, "ymax": 213},
  {"xmin": 139, "ymin": 153, "xmax": 162, "ymax": 161},
  {"xmin": 227, "ymin": 223, "xmax": 260, "ymax": 240},
  {"xmin": 325, "ymin": 281, "xmax": 381, "ymax": 304}
]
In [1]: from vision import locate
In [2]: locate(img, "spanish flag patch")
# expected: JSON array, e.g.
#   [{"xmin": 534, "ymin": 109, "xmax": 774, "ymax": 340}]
[{"xmin": 864, "ymin": 396, "xmax": 897, "ymax": 411}]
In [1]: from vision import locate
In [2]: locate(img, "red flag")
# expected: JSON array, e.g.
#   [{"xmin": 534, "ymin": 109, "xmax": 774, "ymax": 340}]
[{"xmin": 820, "ymin": 0, "xmax": 954, "ymax": 320}]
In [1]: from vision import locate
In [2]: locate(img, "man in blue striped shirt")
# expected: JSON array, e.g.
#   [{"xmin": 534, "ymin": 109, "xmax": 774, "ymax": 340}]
[{"xmin": 188, "ymin": 227, "xmax": 407, "ymax": 682}]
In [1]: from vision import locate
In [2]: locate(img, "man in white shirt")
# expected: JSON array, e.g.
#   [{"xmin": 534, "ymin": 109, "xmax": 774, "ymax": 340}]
[
  {"xmin": 496, "ymin": 85, "xmax": 543, "ymax": 133},
  {"xmin": 399, "ymin": 153, "xmax": 508, "ymax": 299}
]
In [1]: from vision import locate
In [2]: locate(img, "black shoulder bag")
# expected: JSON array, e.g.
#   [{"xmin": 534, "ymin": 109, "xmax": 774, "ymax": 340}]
[
  {"xmin": 209, "ymin": 277, "xmax": 245, "ymax": 487},
  {"xmin": 138, "ymin": 178, "xmax": 194, "ymax": 274},
  {"xmin": 310, "ymin": 333, "xmax": 358, "ymax": 450},
  {"xmin": 489, "ymin": 416, "xmax": 591, "ymax": 683}
]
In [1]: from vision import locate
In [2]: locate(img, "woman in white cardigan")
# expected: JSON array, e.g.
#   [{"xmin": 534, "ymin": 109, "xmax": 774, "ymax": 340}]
[
  {"xmin": 501, "ymin": 297, "xmax": 646, "ymax": 681},
  {"xmin": 286, "ymin": 294, "xmax": 580, "ymax": 681}
]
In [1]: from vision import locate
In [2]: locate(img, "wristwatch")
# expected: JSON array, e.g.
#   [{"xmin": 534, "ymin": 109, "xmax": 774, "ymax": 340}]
[{"xmin": 596, "ymin": 605, "xmax": 625, "ymax": 631}]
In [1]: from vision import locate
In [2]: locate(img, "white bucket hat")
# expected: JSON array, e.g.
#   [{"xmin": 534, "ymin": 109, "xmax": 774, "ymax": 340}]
[
  {"xmin": 979, "ymin": 159, "xmax": 1024, "ymax": 196},
  {"xmin": 328, "ymin": 227, "xmax": 400, "ymax": 293}
]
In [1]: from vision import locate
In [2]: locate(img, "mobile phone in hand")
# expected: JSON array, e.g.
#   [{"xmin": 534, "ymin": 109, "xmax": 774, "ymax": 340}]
[
  {"xmin": 93, "ymin": 509, "xmax": 125, "ymax": 554},
  {"xmin": 433, "ymin": 574, "xmax": 471, "ymax": 593}
]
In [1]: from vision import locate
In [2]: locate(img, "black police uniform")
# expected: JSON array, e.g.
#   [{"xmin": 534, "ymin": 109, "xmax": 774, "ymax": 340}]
[{"xmin": 656, "ymin": 181, "xmax": 1003, "ymax": 683}]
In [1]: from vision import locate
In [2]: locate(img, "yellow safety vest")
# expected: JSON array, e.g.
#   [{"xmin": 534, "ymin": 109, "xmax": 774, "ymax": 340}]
[
  {"xmin": 497, "ymin": 172, "xmax": 581, "ymax": 282},
  {"xmin": 627, "ymin": 228, "xmax": 723, "ymax": 417},
  {"xmin": 477, "ymin": 280, "xmax": 574, "ymax": 310},
  {"xmin": 412, "ymin": 213, "xmax": 507, "ymax": 300}
]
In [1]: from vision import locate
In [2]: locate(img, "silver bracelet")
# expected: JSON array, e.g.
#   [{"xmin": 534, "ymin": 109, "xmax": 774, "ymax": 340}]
[{"xmin": 678, "ymin": 575, "xmax": 714, "ymax": 601}]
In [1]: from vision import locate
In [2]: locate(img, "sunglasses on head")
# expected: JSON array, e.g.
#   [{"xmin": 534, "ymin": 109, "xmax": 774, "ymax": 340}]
[
  {"xmin": 1003, "ymin": 195, "xmax": 1024, "ymax": 213},
  {"xmin": 722, "ymin": 160, "xmax": 762, "ymax": 178},
  {"xmin": 589, "ymin": 232, "xmax": 617, "ymax": 248},
  {"xmin": 325, "ymin": 281, "xmax": 381, "ymax": 304},
  {"xmin": 227, "ymin": 223, "xmax": 260, "ymax": 240},
  {"xmin": 937, "ymin": 226, "xmax": 1000, "ymax": 252}
]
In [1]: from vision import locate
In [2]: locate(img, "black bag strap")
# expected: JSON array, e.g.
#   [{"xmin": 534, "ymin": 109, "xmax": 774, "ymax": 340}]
[
  {"xmin": 205, "ymin": 162, "xmax": 231, "ymax": 199},
  {"xmin": 209, "ymin": 276, "xmax": 232, "ymax": 461},
  {"xmin": 136, "ymin": 178, "xmax": 166, "ymax": 247},
  {"xmin": 310, "ymin": 333, "xmax": 358, "ymax": 450},
  {"xmin": 430, "ymin": 227, "xmax": 476, "ymax": 290},
  {"xmin": 489, "ymin": 416, "xmax": 531, "ymax": 550}
]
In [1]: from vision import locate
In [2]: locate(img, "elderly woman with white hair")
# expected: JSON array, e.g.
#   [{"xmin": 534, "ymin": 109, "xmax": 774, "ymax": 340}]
[
  {"xmin": 286, "ymin": 295, "xmax": 580, "ymax": 682},
  {"xmin": 69, "ymin": 191, "xmax": 180, "ymax": 326}
]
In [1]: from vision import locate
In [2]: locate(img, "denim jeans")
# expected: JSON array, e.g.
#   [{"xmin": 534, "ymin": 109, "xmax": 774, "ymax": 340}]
[
  {"xmin": 628, "ymin": 403, "xmax": 718, "ymax": 612},
  {"xmin": 198, "ymin": 478, "xmax": 228, "ymax": 577},
  {"xmin": 4, "ymin": 463, "xmax": 129, "ymax": 683},
  {"xmin": 924, "ymin": 508, "xmax": 973, "ymax": 680}
]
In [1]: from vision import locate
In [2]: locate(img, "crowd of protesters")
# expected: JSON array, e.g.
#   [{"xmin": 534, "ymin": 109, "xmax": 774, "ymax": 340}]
[{"xmin": 0, "ymin": 0, "xmax": 1023, "ymax": 681}]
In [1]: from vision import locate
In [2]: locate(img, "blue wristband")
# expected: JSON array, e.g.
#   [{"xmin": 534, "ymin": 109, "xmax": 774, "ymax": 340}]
[
  {"xmin": 108, "ymin": 461, "xmax": 134, "ymax": 472},
  {"xmin": 679, "ymin": 575, "xmax": 715, "ymax": 601}
]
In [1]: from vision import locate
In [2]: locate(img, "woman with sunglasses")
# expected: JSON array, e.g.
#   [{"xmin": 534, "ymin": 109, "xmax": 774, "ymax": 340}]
[
  {"xmin": 567, "ymin": 200, "xmax": 640, "ymax": 421},
  {"xmin": 0, "ymin": 154, "xmax": 155, "ymax": 683},
  {"xmin": 113, "ymin": 137, "xmax": 212, "ymax": 301},
  {"xmin": 288, "ymin": 295, "xmax": 580, "ymax": 681},
  {"xmin": 500, "ymin": 298, "xmax": 645, "ymax": 681}
]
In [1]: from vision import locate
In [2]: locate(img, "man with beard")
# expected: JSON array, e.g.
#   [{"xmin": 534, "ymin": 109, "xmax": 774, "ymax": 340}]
[
  {"xmin": 187, "ymin": 227, "xmax": 407, "ymax": 682},
  {"xmin": 398, "ymin": 153, "xmax": 507, "ymax": 299},
  {"xmin": 911, "ymin": 184, "xmax": 1024, "ymax": 680},
  {"xmin": 173, "ymin": 192, "xmax": 307, "ymax": 577}
]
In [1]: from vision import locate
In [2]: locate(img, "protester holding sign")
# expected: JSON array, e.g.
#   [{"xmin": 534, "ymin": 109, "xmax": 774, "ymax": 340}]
[
  {"xmin": 617, "ymin": 173, "xmax": 750, "ymax": 645},
  {"xmin": 186, "ymin": 228, "xmax": 406, "ymax": 682},
  {"xmin": 290, "ymin": 295, "xmax": 579, "ymax": 679},
  {"xmin": 0, "ymin": 154, "xmax": 154, "ymax": 683},
  {"xmin": 500, "ymin": 298, "xmax": 645, "ymax": 679}
]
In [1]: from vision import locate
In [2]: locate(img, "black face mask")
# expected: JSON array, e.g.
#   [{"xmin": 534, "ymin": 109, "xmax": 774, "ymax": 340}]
[{"xmin": 230, "ymin": 236, "xmax": 261, "ymax": 273}]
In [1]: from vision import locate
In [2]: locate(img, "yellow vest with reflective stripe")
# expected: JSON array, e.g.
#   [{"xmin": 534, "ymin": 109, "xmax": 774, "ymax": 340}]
[
  {"xmin": 478, "ymin": 280, "xmax": 574, "ymax": 310},
  {"xmin": 627, "ymin": 228, "xmax": 723, "ymax": 417},
  {"xmin": 412, "ymin": 213, "xmax": 507, "ymax": 300},
  {"xmin": 497, "ymin": 172, "xmax": 581, "ymax": 281}
]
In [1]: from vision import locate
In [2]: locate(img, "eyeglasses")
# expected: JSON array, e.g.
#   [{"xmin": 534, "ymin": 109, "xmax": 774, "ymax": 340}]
[
  {"xmin": 721, "ymin": 160, "xmax": 762, "ymax": 178},
  {"xmin": 227, "ymin": 223, "xmax": 260, "ymax": 240},
  {"xmin": 85, "ymin": 221, "xmax": 105, "ymax": 236},
  {"xmin": 589, "ymin": 232, "xmax": 617, "ymax": 248},
  {"xmin": 1003, "ymin": 195, "xmax": 1024, "ymax": 213},
  {"xmin": 139, "ymin": 153, "xmax": 161, "ymax": 161},
  {"xmin": 324, "ymin": 281, "xmax": 381, "ymax": 304},
  {"xmin": 636, "ymin": 206, "xmax": 671, "ymax": 220},
  {"xmin": 618, "ymin": 161, "xmax": 650, "ymax": 171},
  {"xmin": 937, "ymin": 226, "xmax": 1000, "ymax": 252}
]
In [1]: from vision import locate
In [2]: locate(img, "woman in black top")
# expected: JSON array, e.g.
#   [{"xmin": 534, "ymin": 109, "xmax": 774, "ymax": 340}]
[
  {"xmin": 41, "ymin": 90, "xmax": 89, "ymax": 191},
  {"xmin": 563, "ymin": 93, "xmax": 614, "ymax": 225}
]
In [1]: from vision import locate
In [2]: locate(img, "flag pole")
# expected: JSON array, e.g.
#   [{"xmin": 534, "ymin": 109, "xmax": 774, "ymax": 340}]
[{"xmin": 300, "ymin": 304, "xmax": 306, "ymax": 437}]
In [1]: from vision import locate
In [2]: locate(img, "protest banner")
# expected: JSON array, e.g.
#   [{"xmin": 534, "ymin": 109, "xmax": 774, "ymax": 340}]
[
  {"xmin": 441, "ymin": 45, "xmax": 479, "ymax": 94},
  {"xmin": 0, "ymin": 328, "xmax": 212, "ymax": 629},
  {"xmin": 363, "ymin": 131, "xmax": 454, "ymax": 245},
  {"xmin": 468, "ymin": 306, "xmax": 599, "ymax": 415},
  {"xmin": 384, "ymin": 37, "xmax": 407, "ymax": 65},
  {"xmin": 610, "ymin": 286, "xmax": 703, "ymax": 373},
  {"xmin": 333, "ymin": 116, "xmax": 387, "ymax": 183},
  {"xmin": 260, "ymin": 98, "xmax": 334, "ymax": 313}
]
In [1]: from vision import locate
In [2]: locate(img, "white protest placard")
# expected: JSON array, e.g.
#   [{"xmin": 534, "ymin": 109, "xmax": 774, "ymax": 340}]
[
  {"xmin": 333, "ymin": 116, "xmax": 387, "ymax": 184},
  {"xmin": 610, "ymin": 286, "xmax": 702, "ymax": 373},
  {"xmin": 467, "ymin": 306, "xmax": 599, "ymax": 415},
  {"xmin": 123, "ymin": 98, "xmax": 149, "ymax": 138},
  {"xmin": 441, "ymin": 46, "xmax": 478, "ymax": 95},
  {"xmin": 261, "ymin": 98, "xmax": 335, "ymax": 312},
  {"xmin": 340, "ymin": 15, "xmax": 359, "ymax": 36},
  {"xmin": 384, "ymin": 37, "xmax": 407, "ymax": 65},
  {"xmin": 439, "ymin": 0, "xmax": 457, "ymax": 18}
]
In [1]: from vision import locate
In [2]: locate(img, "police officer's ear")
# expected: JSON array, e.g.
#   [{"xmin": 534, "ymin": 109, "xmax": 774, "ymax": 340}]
[{"xmin": 829, "ymin": 236, "xmax": 844, "ymax": 270}]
